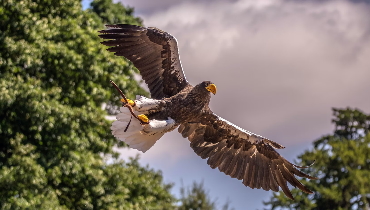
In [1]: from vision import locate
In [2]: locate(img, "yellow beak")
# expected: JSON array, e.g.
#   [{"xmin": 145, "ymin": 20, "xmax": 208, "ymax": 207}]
[{"xmin": 206, "ymin": 84, "xmax": 217, "ymax": 95}]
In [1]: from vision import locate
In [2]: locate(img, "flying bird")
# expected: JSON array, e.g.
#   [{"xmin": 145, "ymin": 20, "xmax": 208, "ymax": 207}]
[{"xmin": 99, "ymin": 24, "xmax": 317, "ymax": 200}]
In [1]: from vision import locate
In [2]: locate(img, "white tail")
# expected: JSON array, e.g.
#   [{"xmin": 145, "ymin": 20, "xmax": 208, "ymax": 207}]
[{"xmin": 111, "ymin": 106, "xmax": 176, "ymax": 152}]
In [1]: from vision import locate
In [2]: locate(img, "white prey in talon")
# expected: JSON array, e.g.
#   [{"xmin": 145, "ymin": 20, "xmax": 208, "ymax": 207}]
[{"xmin": 111, "ymin": 98, "xmax": 176, "ymax": 152}]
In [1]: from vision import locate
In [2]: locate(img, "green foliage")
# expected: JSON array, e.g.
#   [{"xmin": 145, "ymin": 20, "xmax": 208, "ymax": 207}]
[
  {"xmin": 177, "ymin": 181, "xmax": 234, "ymax": 210},
  {"xmin": 177, "ymin": 181, "xmax": 217, "ymax": 210},
  {"xmin": 90, "ymin": 0, "xmax": 142, "ymax": 25},
  {"xmin": 264, "ymin": 108, "xmax": 370, "ymax": 210},
  {"xmin": 0, "ymin": 0, "xmax": 173, "ymax": 209}
]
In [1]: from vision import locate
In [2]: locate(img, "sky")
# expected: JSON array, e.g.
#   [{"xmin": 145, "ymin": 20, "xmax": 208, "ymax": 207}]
[{"xmin": 83, "ymin": 0, "xmax": 370, "ymax": 209}]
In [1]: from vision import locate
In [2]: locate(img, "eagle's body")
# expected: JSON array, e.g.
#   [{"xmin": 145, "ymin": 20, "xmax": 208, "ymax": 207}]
[
  {"xmin": 161, "ymin": 83, "xmax": 212, "ymax": 123},
  {"xmin": 99, "ymin": 24, "xmax": 317, "ymax": 200}
]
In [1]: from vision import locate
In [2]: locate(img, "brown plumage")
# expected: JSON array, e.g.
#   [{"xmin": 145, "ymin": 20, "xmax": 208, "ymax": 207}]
[
  {"xmin": 99, "ymin": 24, "xmax": 317, "ymax": 200},
  {"xmin": 99, "ymin": 24, "xmax": 187, "ymax": 99}
]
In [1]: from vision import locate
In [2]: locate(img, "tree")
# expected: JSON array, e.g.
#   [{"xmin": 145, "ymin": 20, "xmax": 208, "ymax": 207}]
[
  {"xmin": 264, "ymin": 108, "xmax": 370, "ymax": 210},
  {"xmin": 177, "ymin": 181, "xmax": 217, "ymax": 210},
  {"xmin": 0, "ymin": 0, "xmax": 174, "ymax": 209},
  {"xmin": 90, "ymin": 0, "xmax": 142, "ymax": 25},
  {"xmin": 177, "ymin": 181, "xmax": 234, "ymax": 210}
]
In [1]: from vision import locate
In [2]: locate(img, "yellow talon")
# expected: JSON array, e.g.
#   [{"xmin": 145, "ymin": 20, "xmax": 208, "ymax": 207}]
[
  {"xmin": 121, "ymin": 98, "xmax": 135, "ymax": 106},
  {"xmin": 138, "ymin": 114, "xmax": 149, "ymax": 123}
]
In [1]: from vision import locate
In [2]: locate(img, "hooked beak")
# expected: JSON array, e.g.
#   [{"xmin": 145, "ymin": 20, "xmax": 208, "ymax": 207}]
[{"xmin": 206, "ymin": 84, "xmax": 217, "ymax": 95}]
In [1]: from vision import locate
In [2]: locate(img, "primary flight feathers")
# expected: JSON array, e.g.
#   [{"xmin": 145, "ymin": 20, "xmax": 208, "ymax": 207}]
[
  {"xmin": 99, "ymin": 24, "xmax": 317, "ymax": 200},
  {"xmin": 100, "ymin": 24, "xmax": 187, "ymax": 99}
]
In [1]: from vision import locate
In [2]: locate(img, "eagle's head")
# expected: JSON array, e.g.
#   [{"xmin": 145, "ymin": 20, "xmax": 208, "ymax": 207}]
[{"xmin": 199, "ymin": 81, "xmax": 217, "ymax": 95}]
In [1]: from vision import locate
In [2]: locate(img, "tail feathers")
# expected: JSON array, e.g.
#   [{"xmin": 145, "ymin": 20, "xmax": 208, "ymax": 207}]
[
  {"xmin": 126, "ymin": 132, "xmax": 164, "ymax": 152},
  {"xmin": 111, "ymin": 108, "xmax": 162, "ymax": 153}
]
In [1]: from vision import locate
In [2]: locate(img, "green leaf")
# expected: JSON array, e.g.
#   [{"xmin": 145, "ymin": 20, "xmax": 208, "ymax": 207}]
[{"xmin": 0, "ymin": 0, "xmax": 173, "ymax": 209}]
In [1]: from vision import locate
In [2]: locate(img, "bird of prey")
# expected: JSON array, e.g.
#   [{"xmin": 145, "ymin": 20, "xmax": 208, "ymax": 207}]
[{"xmin": 99, "ymin": 24, "xmax": 317, "ymax": 199}]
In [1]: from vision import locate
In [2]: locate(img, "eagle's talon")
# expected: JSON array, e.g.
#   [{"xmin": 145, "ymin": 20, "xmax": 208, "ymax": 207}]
[
  {"xmin": 121, "ymin": 98, "xmax": 135, "ymax": 107},
  {"xmin": 138, "ymin": 114, "xmax": 149, "ymax": 124},
  {"xmin": 110, "ymin": 80, "xmax": 148, "ymax": 124}
]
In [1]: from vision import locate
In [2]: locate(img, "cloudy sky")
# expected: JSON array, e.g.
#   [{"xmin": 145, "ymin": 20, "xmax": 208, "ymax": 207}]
[{"xmin": 85, "ymin": 0, "xmax": 370, "ymax": 209}]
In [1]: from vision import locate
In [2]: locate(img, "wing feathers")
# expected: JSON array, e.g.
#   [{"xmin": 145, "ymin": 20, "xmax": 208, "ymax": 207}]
[
  {"xmin": 275, "ymin": 166, "xmax": 293, "ymax": 199},
  {"xmin": 218, "ymin": 148, "xmax": 234, "ymax": 173},
  {"xmin": 269, "ymin": 164, "xmax": 280, "ymax": 192},
  {"xmin": 261, "ymin": 157, "xmax": 271, "ymax": 191},
  {"xmin": 99, "ymin": 24, "xmax": 189, "ymax": 99},
  {"xmin": 101, "ymin": 39, "xmax": 145, "ymax": 47},
  {"xmin": 178, "ymin": 112, "xmax": 317, "ymax": 199},
  {"xmin": 254, "ymin": 152, "xmax": 263, "ymax": 189},
  {"xmin": 235, "ymin": 153, "xmax": 246, "ymax": 180},
  {"xmin": 225, "ymin": 149, "xmax": 241, "ymax": 176}
]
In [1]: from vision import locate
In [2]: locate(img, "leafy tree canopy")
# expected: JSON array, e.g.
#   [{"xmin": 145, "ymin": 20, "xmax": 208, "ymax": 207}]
[
  {"xmin": 264, "ymin": 108, "xmax": 370, "ymax": 210},
  {"xmin": 178, "ymin": 181, "xmax": 217, "ymax": 210},
  {"xmin": 177, "ymin": 181, "xmax": 234, "ymax": 210},
  {"xmin": 0, "ymin": 0, "xmax": 173, "ymax": 209},
  {"xmin": 90, "ymin": 0, "xmax": 141, "ymax": 24}
]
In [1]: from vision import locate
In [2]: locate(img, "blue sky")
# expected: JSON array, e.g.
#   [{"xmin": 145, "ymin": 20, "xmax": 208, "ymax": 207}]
[{"xmin": 83, "ymin": 0, "xmax": 370, "ymax": 209}]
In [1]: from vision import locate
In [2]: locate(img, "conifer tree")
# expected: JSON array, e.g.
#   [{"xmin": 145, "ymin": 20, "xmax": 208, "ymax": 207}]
[{"xmin": 264, "ymin": 108, "xmax": 370, "ymax": 210}]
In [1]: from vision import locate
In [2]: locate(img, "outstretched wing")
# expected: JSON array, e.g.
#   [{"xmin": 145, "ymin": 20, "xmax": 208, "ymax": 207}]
[
  {"xmin": 99, "ymin": 24, "xmax": 189, "ymax": 99},
  {"xmin": 178, "ymin": 111, "xmax": 317, "ymax": 199}
]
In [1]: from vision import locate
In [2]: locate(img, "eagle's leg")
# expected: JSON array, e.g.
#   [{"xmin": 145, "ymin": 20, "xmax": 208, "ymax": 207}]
[
  {"xmin": 110, "ymin": 80, "xmax": 148, "ymax": 124},
  {"xmin": 118, "ymin": 98, "xmax": 148, "ymax": 124},
  {"xmin": 121, "ymin": 96, "xmax": 163, "ymax": 125},
  {"xmin": 132, "ymin": 96, "xmax": 164, "ymax": 113},
  {"xmin": 142, "ymin": 117, "xmax": 177, "ymax": 134}
]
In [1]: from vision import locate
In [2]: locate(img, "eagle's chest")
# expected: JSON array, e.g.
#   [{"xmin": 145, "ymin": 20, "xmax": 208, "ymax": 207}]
[{"xmin": 166, "ymin": 94, "xmax": 209, "ymax": 123}]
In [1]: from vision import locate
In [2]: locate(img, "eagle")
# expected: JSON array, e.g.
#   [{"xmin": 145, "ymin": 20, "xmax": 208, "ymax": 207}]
[{"xmin": 99, "ymin": 24, "xmax": 317, "ymax": 200}]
